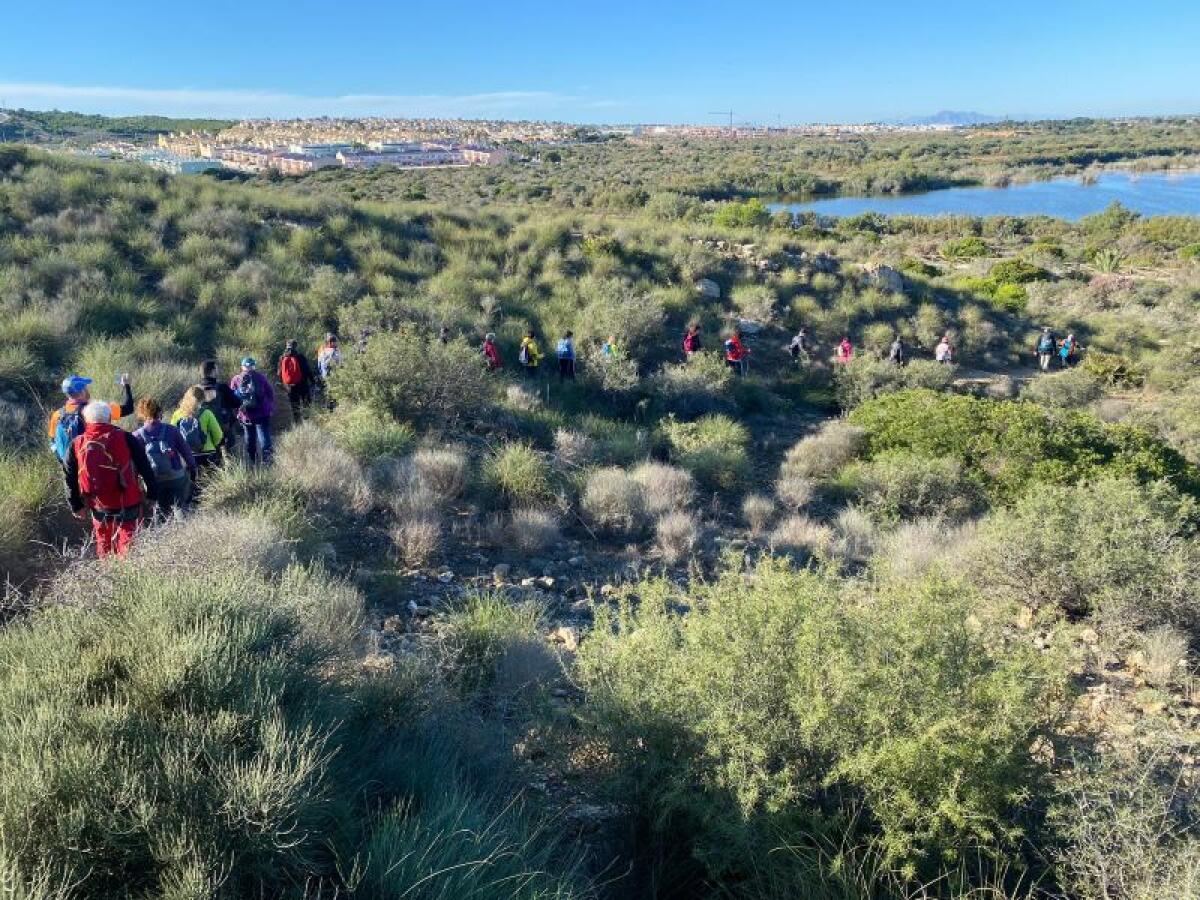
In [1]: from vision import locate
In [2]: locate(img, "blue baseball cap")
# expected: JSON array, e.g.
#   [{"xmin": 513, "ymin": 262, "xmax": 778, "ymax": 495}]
[
  {"xmin": 61, "ymin": 375, "xmax": 92, "ymax": 396},
  {"xmin": 240, "ymin": 357, "xmax": 257, "ymax": 369}
]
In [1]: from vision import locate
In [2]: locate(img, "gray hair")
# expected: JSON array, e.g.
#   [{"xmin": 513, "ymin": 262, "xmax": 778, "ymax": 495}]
[{"xmin": 81, "ymin": 401, "xmax": 112, "ymax": 424}]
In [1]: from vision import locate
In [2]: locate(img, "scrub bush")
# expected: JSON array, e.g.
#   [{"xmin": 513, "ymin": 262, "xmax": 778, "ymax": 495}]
[
  {"xmin": 660, "ymin": 414, "xmax": 750, "ymax": 492},
  {"xmin": 576, "ymin": 559, "xmax": 1067, "ymax": 886}
]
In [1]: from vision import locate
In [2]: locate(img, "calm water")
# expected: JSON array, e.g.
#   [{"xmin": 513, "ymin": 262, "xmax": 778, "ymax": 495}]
[{"xmin": 770, "ymin": 171, "xmax": 1200, "ymax": 220}]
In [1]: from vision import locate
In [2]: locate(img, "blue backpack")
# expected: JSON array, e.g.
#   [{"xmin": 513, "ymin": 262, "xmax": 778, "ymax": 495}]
[
  {"xmin": 178, "ymin": 414, "xmax": 206, "ymax": 451},
  {"xmin": 556, "ymin": 339, "xmax": 573, "ymax": 359},
  {"xmin": 52, "ymin": 404, "xmax": 86, "ymax": 463},
  {"xmin": 143, "ymin": 431, "xmax": 185, "ymax": 481}
]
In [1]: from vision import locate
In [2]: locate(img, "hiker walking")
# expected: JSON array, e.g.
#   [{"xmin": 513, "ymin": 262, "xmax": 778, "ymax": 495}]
[
  {"xmin": 64, "ymin": 401, "xmax": 158, "ymax": 560},
  {"xmin": 133, "ymin": 397, "xmax": 196, "ymax": 520},
  {"xmin": 172, "ymin": 385, "xmax": 225, "ymax": 481},
  {"xmin": 198, "ymin": 360, "xmax": 240, "ymax": 456},
  {"xmin": 230, "ymin": 357, "xmax": 275, "ymax": 465},
  {"xmin": 316, "ymin": 334, "xmax": 342, "ymax": 409},
  {"xmin": 1059, "ymin": 333, "xmax": 1077, "ymax": 368},
  {"xmin": 888, "ymin": 335, "xmax": 905, "ymax": 365},
  {"xmin": 835, "ymin": 336, "xmax": 854, "ymax": 364},
  {"xmin": 49, "ymin": 374, "xmax": 134, "ymax": 467},
  {"xmin": 601, "ymin": 335, "xmax": 620, "ymax": 357},
  {"xmin": 519, "ymin": 330, "xmax": 543, "ymax": 378},
  {"xmin": 935, "ymin": 334, "xmax": 954, "ymax": 365},
  {"xmin": 556, "ymin": 331, "xmax": 577, "ymax": 380},
  {"xmin": 724, "ymin": 329, "xmax": 749, "ymax": 376},
  {"xmin": 1036, "ymin": 328, "xmax": 1057, "ymax": 372},
  {"xmin": 482, "ymin": 332, "xmax": 503, "ymax": 371},
  {"xmin": 278, "ymin": 339, "xmax": 315, "ymax": 422},
  {"xmin": 789, "ymin": 327, "xmax": 809, "ymax": 362},
  {"xmin": 682, "ymin": 323, "xmax": 702, "ymax": 358}
]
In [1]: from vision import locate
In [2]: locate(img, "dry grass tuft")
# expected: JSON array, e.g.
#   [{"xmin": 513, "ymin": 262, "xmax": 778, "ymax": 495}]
[{"xmin": 631, "ymin": 462, "xmax": 695, "ymax": 517}]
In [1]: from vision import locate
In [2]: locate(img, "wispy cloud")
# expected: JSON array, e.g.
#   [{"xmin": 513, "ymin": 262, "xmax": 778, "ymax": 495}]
[{"xmin": 0, "ymin": 82, "xmax": 624, "ymax": 120}]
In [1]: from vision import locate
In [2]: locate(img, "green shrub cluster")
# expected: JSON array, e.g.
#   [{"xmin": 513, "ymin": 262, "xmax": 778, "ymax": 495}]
[
  {"xmin": 848, "ymin": 390, "xmax": 1200, "ymax": 504},
  {"xmin": 576, "ymin": 558, "xmax": 1067, "ymax": 887}
]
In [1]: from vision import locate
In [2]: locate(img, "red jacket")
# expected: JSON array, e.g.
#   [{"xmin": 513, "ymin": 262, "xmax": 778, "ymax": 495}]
[
  {"xmin": 483, "ymin": 340, "xmax": 502, "ymax": 370},
  {"xmin": 724, "ymin": 336, "xmax": 747, "ymax": 362}
]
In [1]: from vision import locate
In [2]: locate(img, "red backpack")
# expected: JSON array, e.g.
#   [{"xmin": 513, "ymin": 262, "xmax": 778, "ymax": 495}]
[
  {"xmin": 280, "ymin": 354, "xmax": 303, "ymax": 386},
  {"xmin": 75, "ymin": 426, "xmax": 141, "ymax": 512}
]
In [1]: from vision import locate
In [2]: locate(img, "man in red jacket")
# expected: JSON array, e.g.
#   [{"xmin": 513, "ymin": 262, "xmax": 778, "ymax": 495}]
[{"xmin": 64, "ymin": 401, "xmax": 158, "ymax": 559}]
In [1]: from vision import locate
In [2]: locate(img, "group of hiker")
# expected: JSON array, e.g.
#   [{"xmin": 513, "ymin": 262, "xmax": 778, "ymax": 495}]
[
  {"xmin": 51, "ymin": 336, "xmax": 346, "ymax": 560},
  {"xmin": 1035, "ymin": 327, "xmax": 1079, "ymax": 370},
  {"xmin": 52, "ymin": 316, "xmax": 1082, "ymax": 561}
]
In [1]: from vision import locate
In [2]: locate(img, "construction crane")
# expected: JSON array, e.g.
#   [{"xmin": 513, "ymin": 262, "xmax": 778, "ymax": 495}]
[{"xmin": 708, "ymin": 110, "xmax": 735, "ymax": 130}]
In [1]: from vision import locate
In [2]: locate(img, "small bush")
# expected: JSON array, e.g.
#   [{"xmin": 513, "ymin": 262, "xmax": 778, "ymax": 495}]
[
  {"xmin": 940, "ymin": 236, "xmax": 989, "ymax": 260},
  {"xmin": 780, "ymin": 421, "xmax": 867, "ymax": 481},
  {"xmin": 742, "ymin": 493, "xmax": 776, "ymax": 536},
  {"xmin": 330, "ymin": 327, "xmax": 494, "ymax": 426},
  {"xmin": 631, "ymin": 462, "xmax": 696, "ymax": 516},
  {"xmin": 775, "ymin": 472, "xmax": 815, "ymax": 510},
  {"xmin": 661, "ymin": 414, "xmax": 750, "ymax": 492},
  {"xmin": 832, "ymin": 505, "xmax": 877, "ymax": 564},
  {"xmin": 505, "ymin": 508, "xmax": 561, "ymax": 553},
  {"xmin": 577, "ymin": 560, "xmax": 1066, "ymax": 882},
  {"xmin": 1021, "ymin": 369, "xmax": 1104, "ymax": 408},
  {"xmin": 835, "ymin": 356, "xmax": 954, "ymax": 410},
  {"xmin": 969, "ymin": 476, "xmax": 1200, "ymax": 635},
  {"xmin": 483, "ymin": 444, "xmax": 554, "ymax": 506},
  {"xmin": 769, "ymin": 514, "xmax": 834, "ymax": 560},
  {"xmin": 390, "ymin": 513, "xmax": 441, "ymax": 567},
  {"xmin": 274, "ymin": 423, "xmax": 371, "ymax": 512},
  {"xmin": 1140, "ymin": 625, "xmax": 1189, "ymax": 688},
  {"xmin": 582, "ymin": 467, "xmax": 646, "ymax": 536},
  {"xmin": 436, "ymin": 590, "xmax": 546, "ymax": 700},
  {"xmin": 850, "ymin": 451, "xmax": 982, "ymax": 523},
  {"xmin": 412, "ymin": 446, "xmax": 469, "ymax": 500},
  {"xmin": 553, "ymin": 428, "xmax": 593, "ymax": 469},
  {"xmin": 655, "ymin": 511, "xmax": 700, "ymax": 565},
  {"xmin": 327, "ymin": 403, "xmax": 415, "ymax": 460},
  {"xmin": 650, "ymin": 352, "xmax": 734, "ymax": 418}
]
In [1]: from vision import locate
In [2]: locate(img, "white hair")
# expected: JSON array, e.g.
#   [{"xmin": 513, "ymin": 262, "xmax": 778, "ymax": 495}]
[{"xmin": 81, "ymin": 401, "xmax": 112, "ymax": 424}]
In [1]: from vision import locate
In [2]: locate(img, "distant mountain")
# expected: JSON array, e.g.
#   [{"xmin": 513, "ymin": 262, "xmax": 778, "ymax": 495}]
[{"xmin": 898, "ymin": 111, "xmax": 1006, "ymax": 126}]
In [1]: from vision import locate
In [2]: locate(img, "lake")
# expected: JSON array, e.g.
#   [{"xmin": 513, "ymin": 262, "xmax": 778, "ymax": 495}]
[{"xmin": 770, "ymin": 171, "xmax": 1200, "ymax": 220}]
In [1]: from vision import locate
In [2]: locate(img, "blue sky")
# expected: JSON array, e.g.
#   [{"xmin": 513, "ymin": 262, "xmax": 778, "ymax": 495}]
[{"xmin": 3, "ymin": 0, "xmax": 1199, "ymax": 123}]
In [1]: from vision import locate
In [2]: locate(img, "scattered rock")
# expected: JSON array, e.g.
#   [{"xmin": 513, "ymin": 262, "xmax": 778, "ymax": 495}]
[
  {"xmin": 520, "ymin": 577, "xmax": 538, "ymax": 588},
  {"xmin": 538, "ymin": 576, "xmax": 556, "ymax": 589},
  {"xmin": 437, "ymin": 571, "xmax": 455, "ymax": 584},
  {"xmin": 695, "ymin": 278, "xmax": 721, "ymax": 299},
  {"xmin": 568, "ymin": 555, "xmax": 587, "ymax": 567},
  {"xmin": 600, "ymin": 583, "xmax": 616, "ymax": 597},
  {"xmin": 382, "ymin": 615, "xmax": 405, "ymax": 634},
  {"xmin": 862, "ymin": 264, "xmax": 904, "ymax": 293}
]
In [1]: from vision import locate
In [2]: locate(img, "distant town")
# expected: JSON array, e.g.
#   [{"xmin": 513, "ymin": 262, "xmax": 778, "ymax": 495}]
[{"xmin": 8, "ymin": 112, "xmax": 983, "ymax": 178}]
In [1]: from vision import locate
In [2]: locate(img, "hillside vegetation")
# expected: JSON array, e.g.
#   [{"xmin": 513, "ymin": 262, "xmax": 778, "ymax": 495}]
[{"xmin": 2, "ymin": 138, "xmax": 1200, "ymax": 898}]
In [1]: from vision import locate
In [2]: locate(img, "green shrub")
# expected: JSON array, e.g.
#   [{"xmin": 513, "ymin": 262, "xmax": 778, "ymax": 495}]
[
  {"xmin": 330, "ymin": 328, "xmax": 494, "ymax": 426},
  {"xmin": 939, "ymin": 236, "xmax": 989, "ymax": 260},
  {"xmin": 713, "ymin": 198, "xmax": 770, "ymax": 229},
  {"xmin": 849, "ymin": 390, "xmax": 1200, "ymax": 504},
  {"xmin": 576, "ymin": 558, "xmax": 1066, "ymax": 883},
  {"xmin": 0, "ymin": 451, "xmax": 64, "ymax": 585},
  {"xmin": 435, "ymin": 590, "xmax": 549, "ymax": 702},
  {"xmin": 327, "ymin": 404, "xmax": 415, "ymax": 460},
  {"xmin": 482, "ymin": 444, "xmax": 555, "ymax": 506},
  {"xmin": 969, "ymin": 476, "xmax": 1200, "ymax": 635},
  {"xmin": 1079, "ymin": 350, "xmax": 1144, "ymax": 388},
  {"xmin": 834, "ymin": 356, "xmax": 954, "ymax": 409},
  {"xmin": 660, "ymin": 414, "xmax": 750, "ymax": 491},
  {"xmin": 0, "ymin": 556, "xmax": 581, "ymax": 897},
  {"xmin": 847, "ymin": 450, "xmax": 982, "ymax": 522},
  {"xmin": 649, "ymin": 352, "xmax": 735, "ymax": 418},
  {"xmin": 1021, "ymin": 369, "xmax": 1105, "ymax": 408},
  {"xmin": 582, "ymin": 467, "xmax": 646, "ymax": 536}
]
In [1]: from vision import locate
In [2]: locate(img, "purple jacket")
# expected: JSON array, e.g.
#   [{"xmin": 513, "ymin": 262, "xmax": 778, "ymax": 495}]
[
  {"xmin": 229, "ymin": 370, "xmax": 275, "ymax": 424},
  {"xmin": 133, "ymin": 419, "xmax": 197, "ymax": 474}
]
